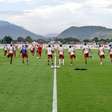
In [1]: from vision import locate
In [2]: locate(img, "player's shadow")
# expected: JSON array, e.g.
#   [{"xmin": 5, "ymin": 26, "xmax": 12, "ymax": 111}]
[{"xmin": 74, "ymin": 68, "xmax": 88, "ymax": 71}]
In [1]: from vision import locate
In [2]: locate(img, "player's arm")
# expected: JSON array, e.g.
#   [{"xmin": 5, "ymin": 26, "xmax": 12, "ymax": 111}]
[
  {"xmin": 98, "ymin": 49, "xmax": 100, "ymax": 55},
  {"xmin": 68, "ymin": 48, "xmax": 71, "ymax": 55},
  {"xmin": 45, "ymin": 48, "xmax": 47, "ymax": 54}
]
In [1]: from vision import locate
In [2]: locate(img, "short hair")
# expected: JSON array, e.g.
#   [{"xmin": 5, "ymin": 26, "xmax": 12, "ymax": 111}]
[
  {"xmin": 48, "ymin": 45, "xmax": 51, "ymax": 47},
  {"xmin": 69, "ymin": 45, "xmax": 71, "ymax": 48}
]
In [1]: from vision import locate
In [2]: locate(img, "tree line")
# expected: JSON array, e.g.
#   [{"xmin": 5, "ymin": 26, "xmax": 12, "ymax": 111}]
[
  {"xmin": 0, "ymin": 36, "xmax": 112, "ymax": 44},
  {"xmin": 0, "ymin": 36, "xmax": 46, "ymax": 44}
]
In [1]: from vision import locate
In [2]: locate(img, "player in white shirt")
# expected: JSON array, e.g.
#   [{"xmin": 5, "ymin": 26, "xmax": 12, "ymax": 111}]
[
  {"xmin": 109, "ymin": 45, "xmax": 112, "ymax": 63},
  {"xmin": 51, "ymin": 45, "xmax": 55, "ymax": 55},
  {"xmin": 30, "ymin": 44, "xmax": 35, "ymax": 56},
  {"xmin": 4, "ymin": 44, "xmax": 8, "ymax": 56},
  {"xmin": 7, "ymin": 44, "xmax": 14, "ymax": 64},
  {"xmin": 82, "ymin": 43, "xmax": 90, "ymax": 64},
  {"xmin": 68, "ymin": 45, "xmax": 76, "ymax": 65},
  {"xmin": 13, "ymin": 45, "xmax": 17, "ymax": 57},
  {"xmin": 58, "ymin": 44, "xmax": 64, "ymax": 65},
  {"xmin": 98, "ymin": 44, "xmax": 105, "ymax": 65},
  {"xmin": 46, "ymin": 45, "xmax": 53, "ymax": 65}
]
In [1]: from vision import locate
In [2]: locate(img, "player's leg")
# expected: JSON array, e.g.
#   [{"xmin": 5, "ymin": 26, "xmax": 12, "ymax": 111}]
[
  {"xmin": 22, "ymin": 55, "xmax": 25, "ymax": 64},
  {"xmin": 10, "ymin": 54, "xmax": 13, "ymax": 64},
  {"xmin": 59, "ymin": 55, "xmax": 61, "ymax": 65},
  {"xmin": 48, "ymin": 55, "xmax": 50, "ymax": 65},
  {"xmin": 62, "ymin": 55, "xmax": 64, "ymax": 65},
  {"xmin": 62, "ymin": 59, "xmax": 64, "ymax": 65},
  {"xmin": 39, "ymin": 51, "xmax": 42, "ymax": 59},
  {"xmin": 26, "ymin": 57, "xmax": 29, "ymax": 64},
  {"xmin": 51, "ymin": 55, "xmax": 54, "ymax": 65},
  {"xmin": 110, "ymin": 55, "xmax": 112, "ymax": 63},
  {"xmin": 100, "ymin": 56, "xmax": 103, "ymax": 65},
  {"xmin": 84, "ymin": 54, "xmax": 87, "ymax": 64},
  {"xmin": 69, "ymin": 55, "xmax": 72, "ymax": 65},
  {"xmin": 71, "ymin": 56, "xmax": 73, "ymax": 65}
]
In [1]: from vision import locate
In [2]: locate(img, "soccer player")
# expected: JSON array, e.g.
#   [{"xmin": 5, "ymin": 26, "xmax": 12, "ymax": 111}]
[
  {"xmin": 20, "ymin": 45, "xmax": 29, "ymax": 64},
  {"xmin": 68, "ymin": 45, "xmax": 76, "ymax": 65},
  {"xmin": 98, "ymin": 44, "xmax": 105, "ymax": 65},
  {"xmin": 58, "ymin": 44, "xmax": 64, "ymax": 65},
  {"xmin": 30, "ymin": 44, "xmax": 35, "ymax": 56},
  {"xmin": 46, "ymin": 45, "xmax": 53, "ymax": 65},
  {"xmin": 7, "ymin": 44, "xmax": 14, "ymax": 64},
  {"xmin": 37, "ymin": 44, "xmax": 43, "ymax": 59},
  {"xmin": 4, "ymin": 44, "xmax": 8, "ymax": 56},
  {"xmin": 51, "ymin": 45, "xmax": 55, "ymax": 54},
  {"xmin": 82, "ymin": 43, "xmax": 90, "ymax": 64},
  {"xmin": 13, "ymin": 45, "xmax": 17, "ymax": 57},
  {"xmin": 109, "ymin": 45, "xmax": 112, "ymax": 63}
]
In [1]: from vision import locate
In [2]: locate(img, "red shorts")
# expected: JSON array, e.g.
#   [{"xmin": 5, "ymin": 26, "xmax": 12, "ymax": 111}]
[
  {"xmin": 70, "ymin": 54, "xmax": 76, "ymax": 59},
  {"xmin": 100, "ymin": 55, "xmax": 105, "ymax": 58},
  {"xmin": 38, "ymin": 51, "xmax": 42, "ymax": 55},
  {"xmin": 22, "ymin": 54, "xmax": 28, "ymax": 58},
  {"xmin": 4, "ymin": 51, "xmax": 7, "ymax": 55},
  {"xmin": 110, "ymin": 54, "xmax": 112, "ymax": 58},
  {"xmin": 48, "ymin": 55, "xmax": 52, "ymax": 59},
  {"xmin": 8, "ymin": 53, "xmax": 13, "ymax": 57},
  {"xmin": 59, "ymin": 55, "xmax": 64, "ymax": 59},
  {"xmin": 31, "ymin": 50, "xmax": 34, "ymax": 53},
  {"xmin": 84, "ymin": 53, "xmax": 89, "ymax": 58}
]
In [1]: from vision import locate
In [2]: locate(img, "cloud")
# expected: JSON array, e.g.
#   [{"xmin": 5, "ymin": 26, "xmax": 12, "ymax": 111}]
[
  {"xmin": 0, "ymin": 0, "xmax": 32, "ymax": 3},
  {"xmin": 1, "ymin": 0, "xmax": 112, "ymax": 35}
]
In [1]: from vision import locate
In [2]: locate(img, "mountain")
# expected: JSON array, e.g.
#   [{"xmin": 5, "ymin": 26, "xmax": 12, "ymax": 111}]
[
  {"xmin": 45, "ymin": 33, "xmax": 59, "ymax": 38},
  {"xmin": 0, "ymin": 20, "xmax": 44, "ymax": 40},
  {"xmin": 58, "ymin": 26, "xmax": 112, "ymax": 40}
]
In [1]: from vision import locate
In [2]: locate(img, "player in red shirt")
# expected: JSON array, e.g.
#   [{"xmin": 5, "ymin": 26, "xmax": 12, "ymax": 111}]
[{"xmin": 37, "ymin": 44, "xmax": 43, "ymax": 59}]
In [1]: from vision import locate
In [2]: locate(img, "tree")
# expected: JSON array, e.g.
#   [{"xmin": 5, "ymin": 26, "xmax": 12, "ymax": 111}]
[
  {"xmin": 83, "ymin": 39, "xmax": 90, "ymax": 43},
  {"xmin": 17, "ymin": 37, "xmax": 25, "ymax": 42},
  {"xmin": 92, "ymin": 37, "xmax": 99, "ymax": 42},
  {"xmin": 25, "ymin": 36, "xmax": 32, "ymax": 43},
  {"xmin": 2, "ymin": 36, "xmax": 13, "ymax": 44}
]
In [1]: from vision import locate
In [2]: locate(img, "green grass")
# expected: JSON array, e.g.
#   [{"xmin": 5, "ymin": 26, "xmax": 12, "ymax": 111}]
[
  {"xmin": 58, "ymin": 50, "xmax": 112, "ymax": 112},
  {"xmin": 0, "ymin": 49, "xmax": 112, "ymax": 112},
  {"xmin": 0, "ymin": 50, "xmax": 52, "ymax": 112}
]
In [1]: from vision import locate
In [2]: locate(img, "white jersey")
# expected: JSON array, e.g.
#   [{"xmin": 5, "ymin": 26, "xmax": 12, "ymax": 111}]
[
  {"xmin": 4, "ymin": 46, "xmax": 7, "ymax": 51},
  {"xmin": 83, "ymin": 45, "xmax": 89, "ymax": 54},
  {"xmin": 99, "ymin": 47, "xmax": 104, "ymax": 55},
  {"xmin": 30, "ymin": 46, "xmax": 34, "ymax": 51},
  {"xmin": 68, "ymin": 47, "xmax": 75, "ymax": 55},
  {"xmin": 58, "ymin": 47, "xmax": 64, "ymax": 55},
  {"xmin": 8, "ymin": 46, "xmax": 14, "ymax": 54},
  {"xmin": 51, "ymin": 46, "xmax": 55, "ymax": 52},
  {"xmin": 47, "ymin": 47, "xmax": 52, "ymax": 55},
  {"xmin": 109, "ymin": 48, "xmax": 112, "ymax": 54},
  {"xmin": 13, "ymin": 46, "xmax": 16, "ymax": 51}
]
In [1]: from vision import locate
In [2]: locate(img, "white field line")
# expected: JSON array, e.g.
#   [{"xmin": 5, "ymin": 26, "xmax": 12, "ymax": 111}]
[{"xmin": 52, "ymin": 53, "xmax": 58, "ymax": 112}]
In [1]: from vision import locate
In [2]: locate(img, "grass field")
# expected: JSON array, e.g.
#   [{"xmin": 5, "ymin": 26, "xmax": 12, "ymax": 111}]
[
  {"xmin": 0, "ymin": 49, "xmax": 112, "ymax": 112},
  {"xmin": 0, "ymin": 50, "xmax": 52, "ymax": 112},
  {"xmin": 58, "ymin": 50, "xmax": 112, "ymax": 112}
]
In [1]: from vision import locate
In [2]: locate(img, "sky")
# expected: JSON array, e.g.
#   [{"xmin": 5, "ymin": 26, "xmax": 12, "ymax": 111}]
[{"xmin": 0, "ymin": 0, "xmax": 112, "ymax": 35}]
